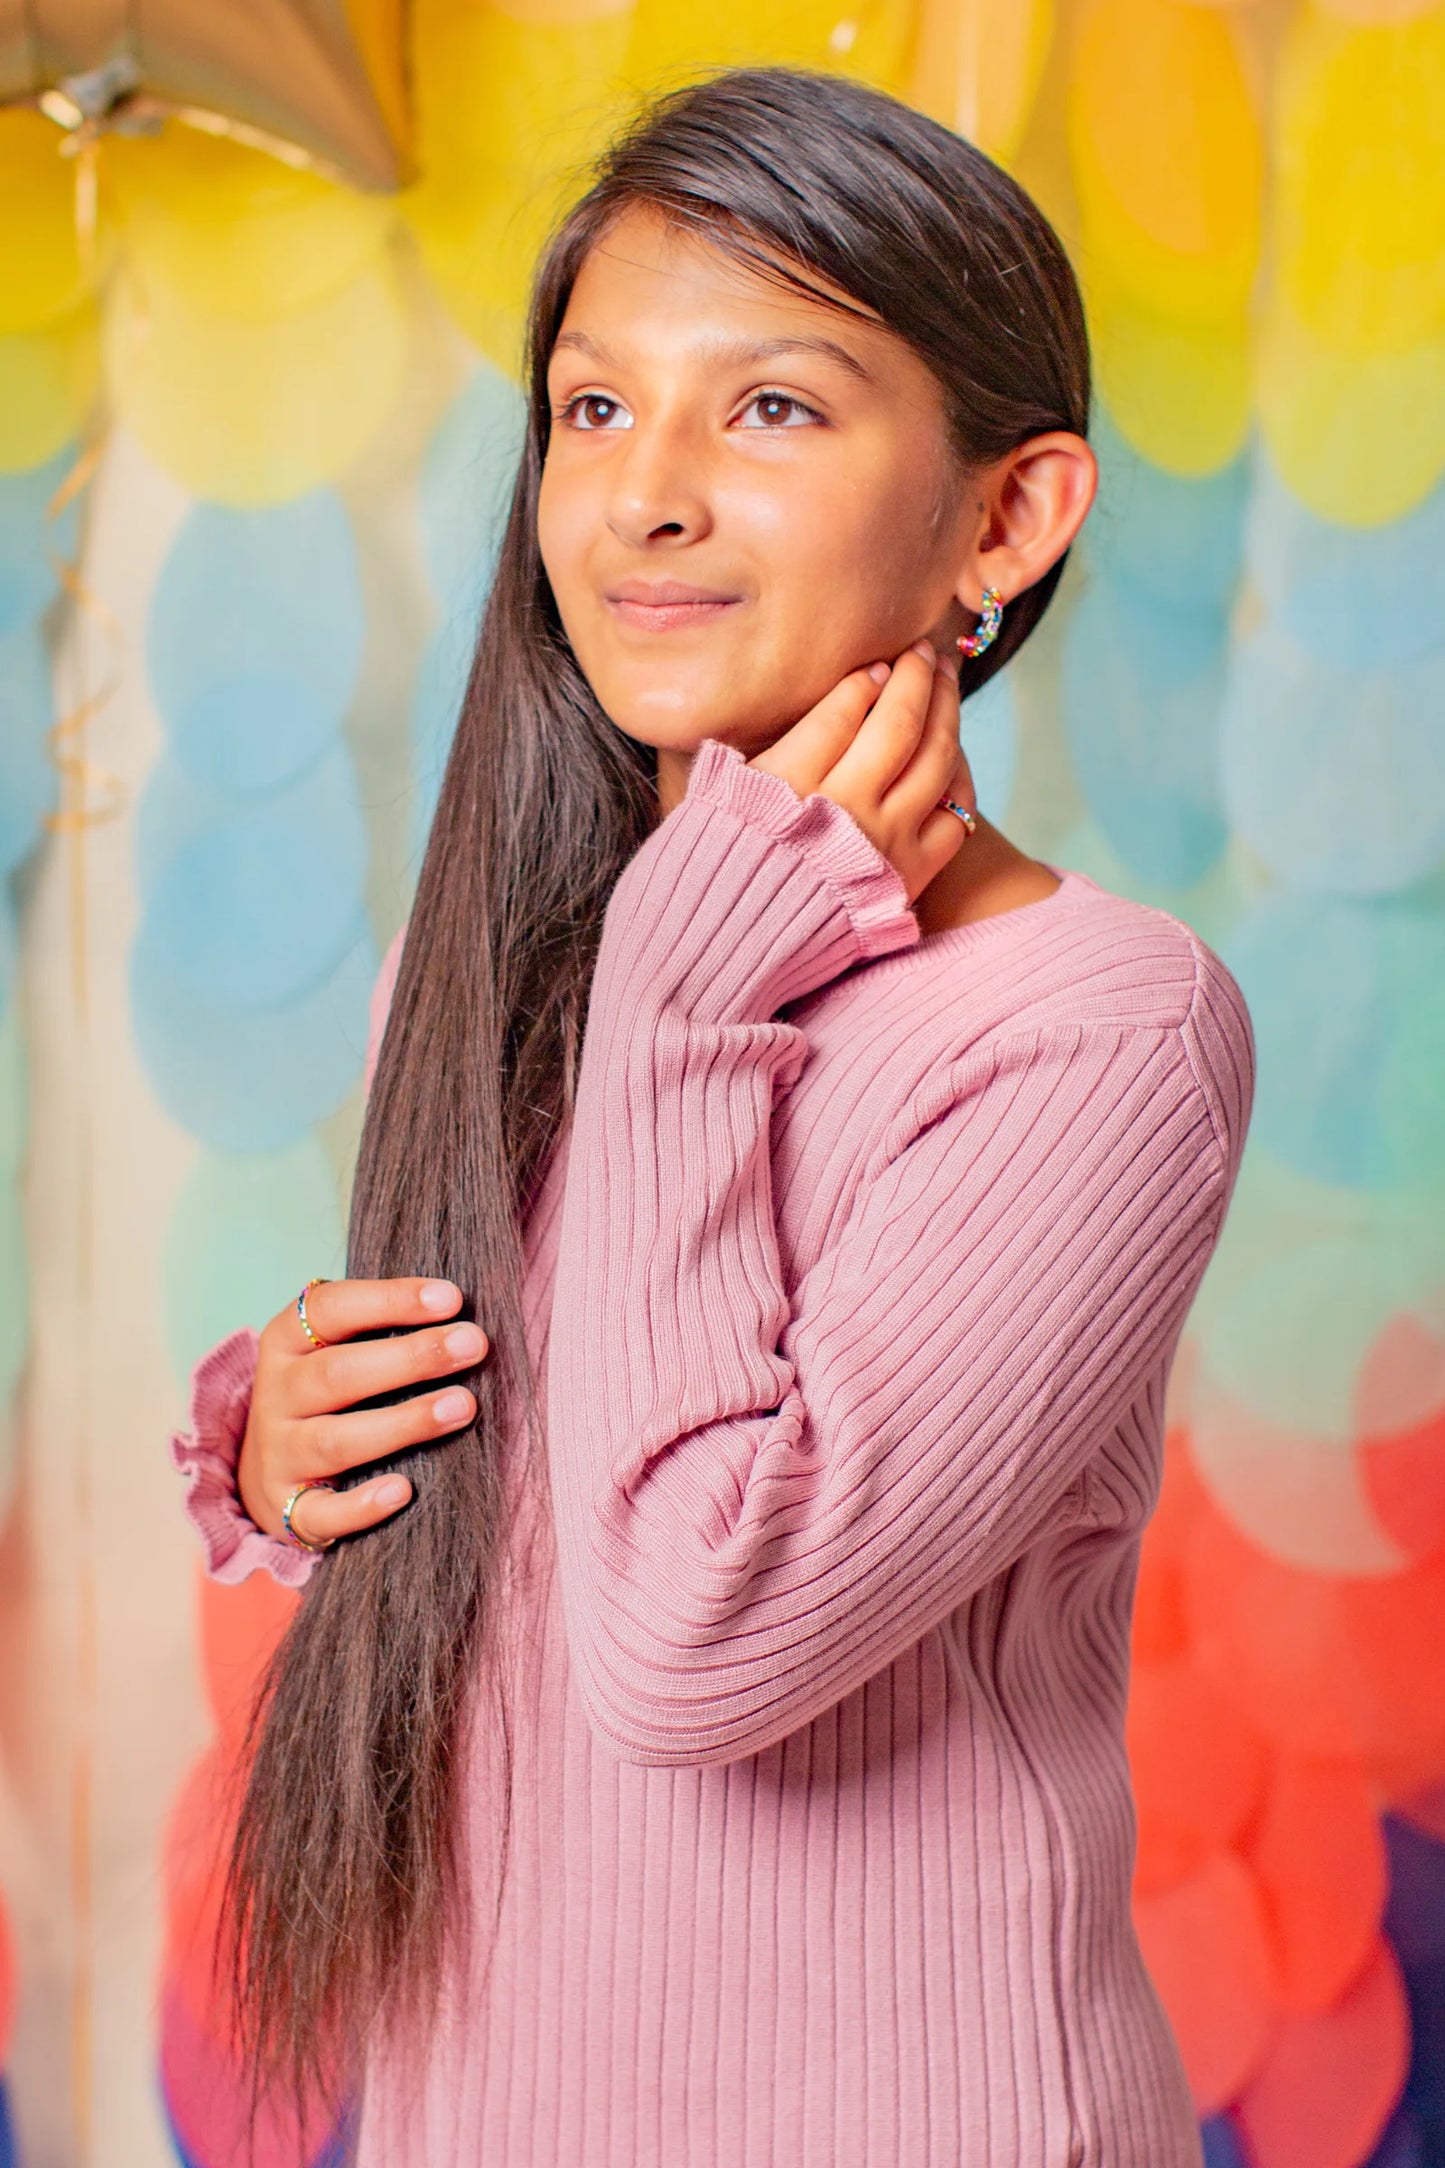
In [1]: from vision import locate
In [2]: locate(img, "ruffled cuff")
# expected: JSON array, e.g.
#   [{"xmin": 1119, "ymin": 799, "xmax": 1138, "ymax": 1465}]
[
  {"xmin": 169, "ymin": 1326, "xmax": 318, "ymax": 1590},
  {"xmin": 681, "ymin": 736, "xmax": 921, "ymax": 963}
]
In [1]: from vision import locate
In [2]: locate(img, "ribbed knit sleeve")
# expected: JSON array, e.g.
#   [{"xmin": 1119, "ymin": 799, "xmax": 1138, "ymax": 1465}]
[
  {"xmin": 168, "ymin": 925, "xmax": 408, "ymax": 1586},
  {"xmin": 545, "ymin": 737, "xmax": 1232, "ymax": 1769}
]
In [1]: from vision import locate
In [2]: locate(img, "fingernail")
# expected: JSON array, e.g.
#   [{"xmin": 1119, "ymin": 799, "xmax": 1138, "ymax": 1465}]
[
  {"xmin": 373, "ymin": 1479, "xmax": 408, "ymax": 1505},
  {"xmin": 867, "ymin": 661, "xmax": 891, "ymax": 685},
  {"xmin": 445, "ymin": 1323, "xmax": 486, "ymax": 1358},
  {"xmin": 911, "ymin": 636, "xmax": 935, "ymax": 664},
  {"xmin": 420, "ymin": 1280, "xmax": 458, "ymax": 1311},
  {"xmin": 433, "ymin": 1389, "xmax": 471, "ymax": 1422}
]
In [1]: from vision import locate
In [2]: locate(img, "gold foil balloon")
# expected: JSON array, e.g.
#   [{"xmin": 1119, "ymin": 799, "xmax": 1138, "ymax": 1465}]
[{"xmin": 0, "ymin": 0, "xmax": 412, "ymax": 192}]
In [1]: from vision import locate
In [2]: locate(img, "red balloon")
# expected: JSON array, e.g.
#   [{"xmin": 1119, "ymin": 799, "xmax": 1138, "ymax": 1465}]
[
  {"xmin": 1127, "ymin": 1653, "xmax": 1269, "ymax": 1897},
  {"xmin": 1231, "ymin": 1937, "xmax": 1409, "ymax": 2168},
  {"xmin": 198, "ymin": 1560, "xmax": 301, "ymax": 1760},
  {"xmin": 1133, "ymin": 1852, "xmax": 1280, "ymax": 2117},
  {"xmin": 1245, "ymin": 1754, "xmax": 1387, "ymax": 2013}
]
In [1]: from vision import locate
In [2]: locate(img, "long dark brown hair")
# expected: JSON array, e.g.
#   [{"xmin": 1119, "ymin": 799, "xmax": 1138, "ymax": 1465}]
[{"xmin": 215, "ymin": 61, "xmax": 1091, "ymax": 2154}]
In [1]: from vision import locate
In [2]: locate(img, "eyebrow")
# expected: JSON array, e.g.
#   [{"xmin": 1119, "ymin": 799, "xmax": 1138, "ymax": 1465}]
[{"xmin": 550, "ymin": 328, "xmax": 877, "ymax": 386}]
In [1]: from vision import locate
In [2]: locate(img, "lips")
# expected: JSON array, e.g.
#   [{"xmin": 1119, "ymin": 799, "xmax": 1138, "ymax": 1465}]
[{"xmin": 604, "ymin": 579, "xmax": 743, "ymax": 632}]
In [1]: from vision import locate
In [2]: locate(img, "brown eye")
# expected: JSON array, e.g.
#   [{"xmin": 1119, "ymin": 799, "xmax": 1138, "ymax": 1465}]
[
  {"xmin": 567, "ymin": 394, "xmax": 631, "ymax": 430},
  {"xmin": 737, "ymin": 391, "xmax": 822, "ymax": 429}
]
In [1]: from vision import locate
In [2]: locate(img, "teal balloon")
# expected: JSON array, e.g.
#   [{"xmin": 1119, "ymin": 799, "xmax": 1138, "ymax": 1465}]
[
  {"xmin": 162, "ymin": 1138, "xmax": 346, "ymax": 1386},
  {"xmin": 1221, "ymin": 622, "xmax": 1445, "ymax": 897},
  {"xmin": 419, "ymin": 363, "xmax": 527, "ymax": 625},
  {"xmin": 0, "ymin": 1005, "xmax": 25, "ymax": 1175},
  {"xmin": 0, "ymin": 622, "xmax": 58, "ymax": 876},
  {"xmin": 131, "ymin": 922, "xmax": 378, "ymax": 1154},
  {"xmin": 1247, "ymin": 458, "xmax": 1445, "ymax": 670},
  {"xmin": 134, "ymin": 744, "xmax": 367, "ymax": 1007},
  {"xmin": 1063, "ymin": 574, "xmax": 1228, "ymax": 888},
  {"xmin": 0, "ymin": 445, "xmax": 80, "ymax": 637},
  {"xmin": 1222, "ymin": 889, "xmax": 1445, "ymax": 1189},
  {"xmin": 147, "ymin": 492, "xmax": 362, "ymax": 794},
  {"xmin": 0, "ymin": 1176, "xmax": 26, "ymax": 1405},
  {"xmin": 960, "ymin": 667, "xmax": 1018, "ymax": 825},
  {"xmin": 0, "ymin": 882, "xmax": 14, "ymax": 1015},
  {"xmin": 1086, "ymin": 401, "xmax": 1247, "ymax": 613}
]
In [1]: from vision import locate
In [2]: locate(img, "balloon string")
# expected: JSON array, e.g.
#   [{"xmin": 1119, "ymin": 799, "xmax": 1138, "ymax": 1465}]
[{"xmin": 40, "ymin": 426, "xmax": 127, "ymax": 1020}]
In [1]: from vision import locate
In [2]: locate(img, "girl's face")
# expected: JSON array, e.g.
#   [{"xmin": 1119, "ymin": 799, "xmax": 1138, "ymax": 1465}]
[{"xmin": 536, "ymin": 203, "xmax": 980, "ymax": 760}]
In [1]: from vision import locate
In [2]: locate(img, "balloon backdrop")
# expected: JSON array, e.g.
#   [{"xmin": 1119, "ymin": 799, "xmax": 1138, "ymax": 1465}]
[{"xmin": 0, "ymin": 0, "xmax": 1441, "ymax": 2162}]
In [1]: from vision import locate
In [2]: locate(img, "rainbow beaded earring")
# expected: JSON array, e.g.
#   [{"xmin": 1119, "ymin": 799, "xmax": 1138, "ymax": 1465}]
[{"xmin": 956, "ymin": 585, "xmax": 1004, "ymax": 658}]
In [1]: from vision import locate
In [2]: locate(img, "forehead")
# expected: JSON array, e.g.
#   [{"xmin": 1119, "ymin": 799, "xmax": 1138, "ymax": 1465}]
[{"xmin": 550, "ymin": 202, "xmax": 924, "ymax": 389}]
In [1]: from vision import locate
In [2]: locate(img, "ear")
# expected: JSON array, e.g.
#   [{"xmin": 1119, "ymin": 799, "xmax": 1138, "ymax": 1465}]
[{"xmin": 949, "ymin": 431, "xmax": 1097, "ymax": 620}]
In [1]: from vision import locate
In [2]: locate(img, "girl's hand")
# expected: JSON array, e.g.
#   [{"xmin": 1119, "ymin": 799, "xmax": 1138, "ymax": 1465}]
[
  {"xmin": 235, "ymin": 1277, "xmax": 487, "ymax": 1551},
  {"xmin": 745, "ymin": 637, "xmax": 978, "ymax": 906}
]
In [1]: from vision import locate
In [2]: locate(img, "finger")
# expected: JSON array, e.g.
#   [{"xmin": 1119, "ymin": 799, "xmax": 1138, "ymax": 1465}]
[
  {"xmin": 827, "ymin": 639, "xmax": 940, "ymax": 799},
  {"xmin": 283, "ymin": 1468, "xmax": 416, "ymax": 1549},
  {"xmin": 291, "ymin": 1315, "xmax": 489, "ymax": 1418},
  {"xmin": 291, "ymin": 1379, "xmax": 478, "ymax": 1481},
  {"xmin": 885, "ymin": 649, "xmax": 972, "ymax": 822},
  {"xmin": 279, "ymin": 1275, "xmax": 464, "ymax": 1358},
  {"xmin": 750, "ymin": 664, "xmax": 887, "ymax": 792}
]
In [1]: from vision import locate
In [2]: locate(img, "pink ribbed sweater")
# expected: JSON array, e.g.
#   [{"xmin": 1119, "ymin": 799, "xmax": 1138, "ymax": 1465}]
[{"xmin": 172, "ymin": 735, "xmax": 1253, "ymax": 2167}]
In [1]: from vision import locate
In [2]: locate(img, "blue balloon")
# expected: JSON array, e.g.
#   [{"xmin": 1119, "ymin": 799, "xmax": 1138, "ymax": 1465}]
[
  {"xmin": 1199, "ymin": 2113, "xmax": 1250, "ymax": 2167},
  {"xmin": 1247, "ymin": 458, "xmax": 1445, "ymax": 671},
  {"xmin": 409, "ymin": 617, "xmax": 474, "ymax": 868},
  {"xmin": 147, "ymin": 492, "xmax": 362, "ymax": 793},
  {"xmin": 1384, "ymin": 1815, "xmax": 1445, "ymax": 1969},
  {"xmin": 134, "ymin": 744, "xmax": 367, "ymax": 1008},
  {"xmin": 1221, "ymin": 621, "xmax": 1445, "ymax": 898},
  {"xmin": 131, "ymin": 921, "xmax": 378, "ymax": 1154},
  {"xmin": 1221, "ymin": 888, "xmax": 1445, "ymax": 1189},
  {"xmin": 1063, "ymin": 573, "xmax": 1229, "ymax": 888},
  {"xmin": 1086, "ymin": 401, "xmax": 1248, "ymax": 613},
  {"xmin": 0, "ymin": 621, "xmax": 58, "ymax": 876},
  {"xmin": 0, "ymin": 443, "xmax": 81, "ymax": 638},
  {"xmin": 1400, "ymin": 1956, "xmax": 1445, "ymax": 2129},
  {"xmin": 1361, "ymin": 2100, "xmax": 1425, "ymax": 2168},
  {"xmin": 419, "ymin": 363, "xmax": 526, "ymax": 625}
]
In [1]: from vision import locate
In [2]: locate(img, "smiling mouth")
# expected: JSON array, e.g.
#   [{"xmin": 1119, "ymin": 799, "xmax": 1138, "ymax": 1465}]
[{"xmin": 606, "ymin": 594, "xmax": 740, "ymax": 628}]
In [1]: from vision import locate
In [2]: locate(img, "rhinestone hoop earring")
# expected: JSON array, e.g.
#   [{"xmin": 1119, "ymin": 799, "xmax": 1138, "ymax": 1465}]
[{"xmin": 956, "ymin": 586, "xmax": 1004, "ymax": 659}]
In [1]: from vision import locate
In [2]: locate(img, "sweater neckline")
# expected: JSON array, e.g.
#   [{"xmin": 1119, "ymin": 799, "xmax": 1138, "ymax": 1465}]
[{"xmin": 911, "ymin": 862, "xmax": 1087, "ymax": 958}]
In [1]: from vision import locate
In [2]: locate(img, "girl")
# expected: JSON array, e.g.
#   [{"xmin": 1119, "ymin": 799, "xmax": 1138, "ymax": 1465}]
[{"xmin": 172, "ymin": 65, "xmax": 1253, "ymax": 2168}]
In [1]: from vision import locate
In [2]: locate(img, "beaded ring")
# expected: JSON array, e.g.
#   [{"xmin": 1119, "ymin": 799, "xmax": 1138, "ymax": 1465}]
[
  {"xmin": 296, "ymin": 1275, "xmax": 331, "ymax": 1350},
  {"xmin": 282, "ymin": 1478, "xmax": 337, "ymax": 1551}
]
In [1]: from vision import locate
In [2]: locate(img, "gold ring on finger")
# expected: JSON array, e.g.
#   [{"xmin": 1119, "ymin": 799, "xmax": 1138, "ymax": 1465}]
[
  {"xmin": 940, "ymin": 798, "xmax": 977, "ymax": 835},
  {"xmin": 296, "ymin": 1276, "xmax": 331, "ymax": 1350},
  {"xmin": 282, "ymin": 1478, "xmax": 337, "ymax": 1551}
]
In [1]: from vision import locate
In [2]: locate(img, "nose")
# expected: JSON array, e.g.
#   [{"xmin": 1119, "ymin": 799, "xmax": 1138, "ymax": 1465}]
[{"xmin": 605, "ymin": 411, "xmax": 713, "ymax": 552}]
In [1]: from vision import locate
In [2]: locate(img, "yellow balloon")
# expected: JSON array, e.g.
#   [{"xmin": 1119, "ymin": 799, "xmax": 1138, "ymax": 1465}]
[
  {"xmin": 906, "ymin": 0, "xmax": 1054, "ymax": 162},
  {"xmin": 1256, "ymin": 297, "xmax": 1445, "ymax": 525},
  {"xmin": 1068, "ymin": 0, "xmax": 1263, "ymax": 326},
  {"xmin": 103, "ymin": 249, "xmax": 412, "ymax": 503},
  {"xmin": 0, "ymin": 109, "xmax": 110, "ymax": 335},
  {"xmin": 1275, "ymin": 1, "xmax": 1445, "ymax": 357},
  {"xmin": 0, "ymin": 297, "xmax": 100, "ymax": 473},
  {"xmin": 1084, "ymin": 273, "xmax": 1251, "ymax": 475},
  {"xmin": 404, "ymin": 0, "xmax": 635, "ymax": 372},
  {"xmin": 101, "ymin": 125, "xmax": 397, "ymax": 319},
  {"xmin": 624, "ymin": 0, "xmax": 914, "ymax": 92}
]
